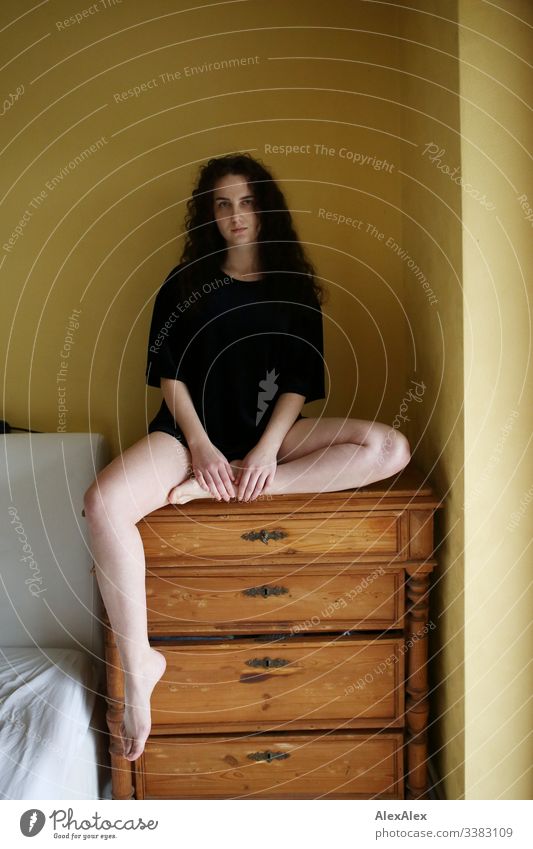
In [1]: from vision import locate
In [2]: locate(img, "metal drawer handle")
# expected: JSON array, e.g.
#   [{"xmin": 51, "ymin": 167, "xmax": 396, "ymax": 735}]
[
  {"xmin": 246, "ymin": 656, "xmax": 290, "ymax": 669},
  {"xmin": 241, "ymin": 529, "xmax": 287, "ymax": 545},
  {"xmin": 243, "ymin": 584, "xmax": 289, "ymax": 598},
  {"xmin": 247, "ymin": 750, "xmax": 290, "ymax": 763}
]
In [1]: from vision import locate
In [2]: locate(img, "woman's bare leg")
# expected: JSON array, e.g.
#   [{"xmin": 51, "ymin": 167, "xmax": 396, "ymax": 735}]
[
  {"xmin": 168, "ymin": 417, "xmax": 410, "ymax": 504},
  {"xmin": 269, "ymin": 416, "xmax": 410, "ymax": 493},
  {"xmin": 83, "ymin": 431, "xmax": 195, "ymax": 762}
]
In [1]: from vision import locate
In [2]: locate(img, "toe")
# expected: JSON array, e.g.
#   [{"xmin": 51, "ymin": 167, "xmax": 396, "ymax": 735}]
[
  {"xmin": 125, "ymin": 733, "xmax": 147, "ymax": 761},
  {"xmin": 123, "ymin": 737, "xmax": 137, "ymax": 760},
  {"xmin": 119, "ymin": 724, "xmax": 130, "ymax": 758}
]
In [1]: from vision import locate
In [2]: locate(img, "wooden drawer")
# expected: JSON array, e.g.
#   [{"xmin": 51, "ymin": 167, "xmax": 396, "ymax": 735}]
[
  {"xmin": 149, "ymin": 635, "xmax": 404, "ymax": 731},
  {"xmin": 137, "ymin": 731, "xmax": 404, "ymax": 799},
  {"xmin": 146, "ymin": 567, "xmax": 404, "ymax": 634},
  {"xmin": 139, "ymin": 511, "xmax": 404, "ymax": 565}
]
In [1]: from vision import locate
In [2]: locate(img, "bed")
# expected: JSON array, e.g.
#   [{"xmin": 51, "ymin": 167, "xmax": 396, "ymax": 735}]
[{"xmin": 0, "ymin": 433, "xmax": 110, "ymax": 799}]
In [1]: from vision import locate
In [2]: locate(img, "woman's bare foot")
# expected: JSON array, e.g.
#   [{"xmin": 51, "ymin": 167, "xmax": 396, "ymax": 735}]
[
  {"xmin": 167, "ymin": 459, "xmax": 244, "ymax": 505},
  {"xmin": 168, "ymin": 475, "xmax": 215, "ymax": 505},
  {"xmin": 119, "ymin": 647, "xmax": 167, "ymax": 761}
]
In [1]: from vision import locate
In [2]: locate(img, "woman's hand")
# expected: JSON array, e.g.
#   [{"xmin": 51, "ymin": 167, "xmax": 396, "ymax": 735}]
[
  {"xmin": 235, "ymin": 445, "xmax": 278, "ymax": 501},
  {"xmin": 189, "ymin": 439, "xmax": 236, "ymax": 501}
]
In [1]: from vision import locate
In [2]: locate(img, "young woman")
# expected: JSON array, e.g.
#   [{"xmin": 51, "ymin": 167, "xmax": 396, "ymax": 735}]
[{"xmin": 83, "ymin": 153, "xmax": 410, "ymax": 764}]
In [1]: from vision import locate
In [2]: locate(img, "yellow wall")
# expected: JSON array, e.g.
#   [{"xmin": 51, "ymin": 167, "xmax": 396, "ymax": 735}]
[
  {"xmin": 1, "ymin": 0, "xmax": 406, "ymax": 456},
  {"xmin": 458, "ymin": 0, "xmax": 533, "ymax": 801},
  {"xmin": 396, "ymin": 0, "xmax": 533, "ymax": 801},
  {"xmin": 398, "ymin": 0, "xmax": 465, "ymax": 801}
]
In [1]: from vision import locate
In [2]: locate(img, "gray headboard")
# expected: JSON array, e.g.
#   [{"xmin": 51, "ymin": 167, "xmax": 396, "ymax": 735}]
[{"xmin": 0, "ymin": 433, "xmax": 109, "ymax": 663}]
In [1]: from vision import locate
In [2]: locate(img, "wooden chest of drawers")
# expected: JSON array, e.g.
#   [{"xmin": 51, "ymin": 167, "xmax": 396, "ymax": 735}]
[{"xmin": 103, "ymin": 465, "xmax": 442, "ymax": 800}]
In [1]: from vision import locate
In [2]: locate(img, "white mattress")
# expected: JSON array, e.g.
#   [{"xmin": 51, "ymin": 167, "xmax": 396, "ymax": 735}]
[
  {"xmin": 0, "ymin": 647, "xmax": 102, "ymax": 799},
  {"xmin": 0, "ymin": 433, "xmax": 109, "ymax": 657}
]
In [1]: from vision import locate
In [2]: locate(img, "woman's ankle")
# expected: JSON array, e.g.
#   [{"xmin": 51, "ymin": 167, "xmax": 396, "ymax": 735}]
[{"xmin": 119, "ymin": 643, "xmax": 154, "ymax": 673}]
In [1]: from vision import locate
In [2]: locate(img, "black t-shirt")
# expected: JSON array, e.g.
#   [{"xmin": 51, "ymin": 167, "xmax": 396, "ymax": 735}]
[{"xmin": 145, "ymin": 262, "xmax": 325, "ymax": 457}]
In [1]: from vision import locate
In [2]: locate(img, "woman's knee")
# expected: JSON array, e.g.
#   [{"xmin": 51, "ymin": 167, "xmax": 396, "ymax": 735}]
[
  {"xmin": 376, "ymin": 428, "xmax": 411, "ymax": 473},
  {"xmin": 83, "ymin": 449, "xmax": 148, "ymax": 520},
  {"xmin": 83, "ymin": 476, "xmax": 125, "ymax": 524},
  {"xmin": 83, "ymin": 435, "xmax": 193, "ymax": 524}
]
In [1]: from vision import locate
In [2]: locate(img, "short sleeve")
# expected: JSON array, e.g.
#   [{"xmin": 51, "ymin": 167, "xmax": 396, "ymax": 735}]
[
  {"xmin": 145, "ymin": 266, "xmax": 193, "ymax": 388},
  {"xmin": 277, "ymin": 281, "xmax": 326, "ymax": 403}
]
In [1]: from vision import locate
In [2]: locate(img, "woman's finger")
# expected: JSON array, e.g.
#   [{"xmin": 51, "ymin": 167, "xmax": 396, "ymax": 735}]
[
  {"xmin": 237, "ymin": 470, "xmax": 251, "ymax": 500},
  {"xmin": 249, "ymin": 472, "xmax": 268, "ymax": 500},
  {"xmin": 213, "ymin": 467, "xmax": 233, "ymax": 500},
  {"xmin": 219, "ymin": 466, "xmax": 236, "ymax": 499},
  {"xmin": 203, "ymin": 470, "xmax": 222, "ymax": 500},
  {"xmin": 242, "ymin": 472, "xmax": 260, "ymax": 501},
  {"xmin": 195, "ymin": 470, "xmax": 210, "ymax": 492},
  {"xmin": 211, "ymin": 469, "xmax": 231, "ymax": 501}
]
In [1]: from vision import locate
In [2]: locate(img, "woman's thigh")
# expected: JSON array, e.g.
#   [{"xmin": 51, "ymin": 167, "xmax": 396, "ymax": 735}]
[
  {"xmin": 84, "ymin": 431, "xmax": 192, "ymax": 524},
  {"xmin": 277, "ymin": 416, "xmax": 392, "ymax": 464}
]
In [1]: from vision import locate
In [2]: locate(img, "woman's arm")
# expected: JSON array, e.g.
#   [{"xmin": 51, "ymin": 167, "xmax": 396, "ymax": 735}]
[
  {"xmin": 161, "ymin": 377, "xmax": 209, "ymax": 447},
  {"xmin": 255, "ymin": 391, "xmax": 305, "ymax": 454},
  {"xmin": 234, "ymin": 392, "xmax": 304, "ymax": 502},
  {"xmin": 161, "ymin": 378, "xmax": 236, "ymax": 501}
]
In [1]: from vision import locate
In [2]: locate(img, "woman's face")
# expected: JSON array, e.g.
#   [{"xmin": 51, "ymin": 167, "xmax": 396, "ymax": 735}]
[{"xmin": 212, "ymin": 173, "xmax": 261, "ymax": 248}]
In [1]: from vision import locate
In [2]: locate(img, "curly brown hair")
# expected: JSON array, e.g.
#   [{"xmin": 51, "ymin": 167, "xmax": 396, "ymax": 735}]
[{"xmin": 176, "ymin": 152, "xmax": 326, "ymax": 305}]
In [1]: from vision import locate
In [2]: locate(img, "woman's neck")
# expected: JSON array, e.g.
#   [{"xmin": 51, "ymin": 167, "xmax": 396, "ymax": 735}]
[{"xmin": 221, "ymin": 246, "xmax": 262, "ymax": 279}]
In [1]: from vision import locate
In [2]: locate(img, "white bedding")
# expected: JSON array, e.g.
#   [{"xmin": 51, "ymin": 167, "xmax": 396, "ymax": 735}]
[{"xmin": 0, "ymin": 647, "xmax": 102, "ymax": 799}]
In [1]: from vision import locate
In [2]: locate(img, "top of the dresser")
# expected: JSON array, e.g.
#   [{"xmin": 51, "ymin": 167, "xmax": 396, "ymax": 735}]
[{"xmin": 145, "ymin": 463, "xmax": 443, "ymax": 518}]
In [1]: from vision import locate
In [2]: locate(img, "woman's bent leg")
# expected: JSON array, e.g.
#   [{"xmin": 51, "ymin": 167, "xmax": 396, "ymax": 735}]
[
  {"xmin": 83, "ymin": 431, "xmax": 192, "ymax": 761},
  {"xmin": 266, "ymin": 416, "xmax": 410, "ymax": 493},
  {"xmin": 168, "ymin": 417, "xmax": 410, "ymax": 504}
]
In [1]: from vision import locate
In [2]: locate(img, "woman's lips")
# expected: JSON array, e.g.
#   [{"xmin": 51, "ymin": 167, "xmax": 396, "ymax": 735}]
[{"xmin": 232, "ymin": 227, "xmax": 246, "ymax": 232}]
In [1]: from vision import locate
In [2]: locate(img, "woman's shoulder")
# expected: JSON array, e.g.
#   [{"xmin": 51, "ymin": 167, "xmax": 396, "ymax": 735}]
[
  {"xmin": 150, "ymin": 262, "xmax": 193, "ymax": 326},
  {"xmin": 160, "ymin": 260, "xmax": 187, "ymax": 289},
  {"xmin": 155, "ymin": 261, "xmax": 200, "ymax": 308},
  {"xmin": 161, "ymin": 259, "xmax": 225, "ymax": 294}
]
